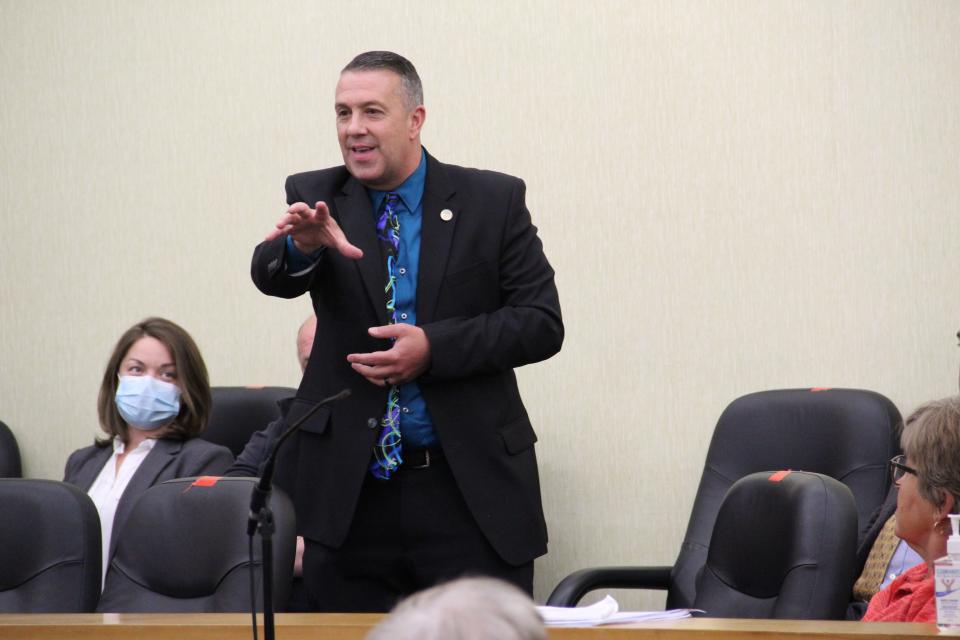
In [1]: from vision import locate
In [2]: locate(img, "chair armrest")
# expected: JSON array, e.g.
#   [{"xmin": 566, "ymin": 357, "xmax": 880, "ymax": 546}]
[{"xmin": 545, "ymin": 565, "xmax": 673, "ymax": 606}]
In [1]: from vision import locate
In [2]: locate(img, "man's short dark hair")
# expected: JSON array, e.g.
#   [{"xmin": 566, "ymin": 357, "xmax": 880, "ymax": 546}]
[{"xmin": 342, "ymin": 51, "xmax": 423, "ymax": 109}]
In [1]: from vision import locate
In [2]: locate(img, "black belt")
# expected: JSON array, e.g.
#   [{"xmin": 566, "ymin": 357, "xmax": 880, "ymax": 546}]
[{"xmin": 403, "ymin": 447, "xmax": 444, "ymax": 469}]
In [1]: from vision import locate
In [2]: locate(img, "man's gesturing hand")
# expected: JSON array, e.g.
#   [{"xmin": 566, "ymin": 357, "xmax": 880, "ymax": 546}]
[
  {"xmin": 265, "ymin": 201, "xmax": 363, "ymax": 260},
  {"xmin": 347, "ymin": 324, "xmax": 431, "ymax": 387}
]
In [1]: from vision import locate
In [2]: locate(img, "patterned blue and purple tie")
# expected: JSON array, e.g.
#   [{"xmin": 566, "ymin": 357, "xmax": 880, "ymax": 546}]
[{"xmin": 370, "ymin": 193, "xmax": 403, "ymax": 479}]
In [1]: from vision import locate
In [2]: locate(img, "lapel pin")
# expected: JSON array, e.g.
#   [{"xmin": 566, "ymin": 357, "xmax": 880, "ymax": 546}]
[{"xmin": 440, "ymin": 209, "xmax": 453, "ymax": 222}]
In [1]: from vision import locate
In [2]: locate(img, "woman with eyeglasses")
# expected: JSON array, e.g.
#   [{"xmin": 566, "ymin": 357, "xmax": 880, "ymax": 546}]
[
  {"xmin": 863, "ymin": 396, "xmax": 960, "ymax": 622},
  {"xmin": 63, "ymin": 317, "xmax": 234, "ymax": 585}
]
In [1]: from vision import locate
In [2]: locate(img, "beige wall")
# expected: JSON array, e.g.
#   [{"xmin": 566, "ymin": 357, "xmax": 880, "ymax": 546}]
[{"xmin": 2, "ymin": 0, "xmax": 958, "ymax": 607}]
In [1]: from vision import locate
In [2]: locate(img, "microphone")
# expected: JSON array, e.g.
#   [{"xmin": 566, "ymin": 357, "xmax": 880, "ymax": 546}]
[{"xmin": 247, "ymin": 388, "xmax": 351, "ymax": 535}]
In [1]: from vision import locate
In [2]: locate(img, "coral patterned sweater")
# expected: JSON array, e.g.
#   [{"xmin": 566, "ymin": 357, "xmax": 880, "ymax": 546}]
[{"xmin": 863, "ymin": 563, "xmax": 936, "ymax": 622}]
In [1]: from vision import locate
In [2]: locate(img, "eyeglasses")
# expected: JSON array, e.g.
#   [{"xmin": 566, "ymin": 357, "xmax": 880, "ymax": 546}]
[{"xmin": 890, "ymin": 454, "xmax": 918, "ymax": 484}]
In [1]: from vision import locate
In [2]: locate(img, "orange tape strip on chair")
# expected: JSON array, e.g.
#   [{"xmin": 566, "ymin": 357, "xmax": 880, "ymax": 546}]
[{"xmin": 768, "ymin": 470, "xmax": 792, "ymax": 482}]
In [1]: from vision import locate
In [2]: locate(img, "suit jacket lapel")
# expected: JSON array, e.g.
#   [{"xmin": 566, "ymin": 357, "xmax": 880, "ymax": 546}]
[
  {"xmin": 335, "ymin": 177, "xmax": 389, "ymax": 326},
  {"xmin": 73, "ymin": 447, "xmax": 113, "ymax": 491},
  {"xmin": 417, "ymin": 154, "xmax": 458, "ymax": 324},
  {"xmin": 109, "ymin": 438, "xmax": 182, "ymax": 558}
]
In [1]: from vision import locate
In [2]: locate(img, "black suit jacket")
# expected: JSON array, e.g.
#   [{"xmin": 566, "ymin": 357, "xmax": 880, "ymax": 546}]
[
  {"xmin": 249, "ymin": 151, "xmax": 563, "ymax": 566},
  {"xmin": 63, "ymin": 438, "xmax": 234, "ymax": 560}
]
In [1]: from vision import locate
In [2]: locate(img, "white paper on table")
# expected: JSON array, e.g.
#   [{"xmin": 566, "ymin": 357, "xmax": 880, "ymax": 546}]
[
  {"xmin": 537, "ymin": 596, "xmax": 696, "ymax": 627},
  {"xmin": 597, "ymin": 609, "xmax": 696, "ymax": 625},
  {"xmin": 537, "ymin": 595, "xmax": 619, "ymax": 625}
]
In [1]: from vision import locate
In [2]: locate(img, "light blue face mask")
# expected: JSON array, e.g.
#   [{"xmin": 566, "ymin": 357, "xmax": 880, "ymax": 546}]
[{"xmin": 114, "ymin": 375, "xmax": 181, "ymax": 430}]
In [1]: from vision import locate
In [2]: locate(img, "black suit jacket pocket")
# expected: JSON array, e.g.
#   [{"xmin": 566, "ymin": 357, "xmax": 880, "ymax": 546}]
[
  {"xmin": 446, "ymin": 261, "xmax": 491, "ymax": 286},
  {"xmin": 442, "ymin": 261, "xmax": 498, "ymax": 314},
  {"xmin": 287, "ymin": 399, "xmax": 331, "ymax": 436},
  {"xmin": 500, "ymin": 416, "xmax": 538, "ymax": 455}
]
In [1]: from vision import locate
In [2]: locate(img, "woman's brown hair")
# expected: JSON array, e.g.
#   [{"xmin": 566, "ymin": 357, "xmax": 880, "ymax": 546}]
[{"xmin": 95, "ymin": 317, "xmax": 211, "ymax": 446}]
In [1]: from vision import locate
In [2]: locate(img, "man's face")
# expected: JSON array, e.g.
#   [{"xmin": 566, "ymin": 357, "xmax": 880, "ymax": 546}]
[{"xmin": 335, "ymin": 70, "xmax": 425, "ymax": 190}]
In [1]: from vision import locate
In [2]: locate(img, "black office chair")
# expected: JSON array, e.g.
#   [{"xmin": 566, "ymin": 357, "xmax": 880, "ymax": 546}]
[
  {"xmin": 202, "ymin": 386, "xmax": 295, "ymax": 457},
  {"xmin": 0, "ymin": 479, "xmax": 101, "ymax": 612},
  {"xmin": 694, "ymin": 470, "xmax": 857, "ymax": 619},
  {"xmin": 0, "ymin": 420, "xmax": 22, "ymax": 478},
  {"xmin": 98, "ymin": 476, "xmax": 296, "ymax": 613},
  {"xmin": 547, "ymin": 388, "xmax": 901, "ymax": 611}
]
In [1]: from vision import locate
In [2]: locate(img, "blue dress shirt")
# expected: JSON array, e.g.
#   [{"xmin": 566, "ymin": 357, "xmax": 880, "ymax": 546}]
[
  {"xmin": 880, "ymin": 539, "xmax": 924, "ymax": 590},
  {"xmin": 367, "ymin": 151, "xmax": 437, "ymax": 448},
  {"xmin": 285, "ymin": 151, "xmax": 437, "ymax": 448}
]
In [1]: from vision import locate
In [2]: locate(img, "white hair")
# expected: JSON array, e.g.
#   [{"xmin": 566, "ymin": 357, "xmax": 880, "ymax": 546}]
[{"xmin": 366, "ymin": 577, "xmax": 545, "ymax": 640}]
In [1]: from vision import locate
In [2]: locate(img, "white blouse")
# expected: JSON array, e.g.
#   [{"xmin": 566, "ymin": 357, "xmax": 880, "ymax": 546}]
[{"xmin": 87, "ymin": 437, "xmax": 157, "ymax": 586}]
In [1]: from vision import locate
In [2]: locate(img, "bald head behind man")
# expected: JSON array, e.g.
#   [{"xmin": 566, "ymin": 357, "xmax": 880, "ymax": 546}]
[{"xmin": 297, "ymin": 315, "xmax": 317, "ymax": 372}]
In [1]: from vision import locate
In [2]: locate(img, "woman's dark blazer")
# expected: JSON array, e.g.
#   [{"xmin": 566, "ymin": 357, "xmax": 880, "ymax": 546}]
[{"xmin": 63, "ymin": 437, "xmax": 233, "ymax": 560}]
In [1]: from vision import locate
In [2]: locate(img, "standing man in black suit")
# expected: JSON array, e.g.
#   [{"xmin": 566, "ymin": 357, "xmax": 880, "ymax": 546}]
[{"xmin": 246, "ymin": 51, "xmax": 563, "ymax": 612}]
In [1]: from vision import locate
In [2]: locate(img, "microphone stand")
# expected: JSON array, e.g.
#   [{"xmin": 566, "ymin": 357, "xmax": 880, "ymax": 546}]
[{"xmin": 248, "ymin": 388, "xmax": 350, "ymax": 640}]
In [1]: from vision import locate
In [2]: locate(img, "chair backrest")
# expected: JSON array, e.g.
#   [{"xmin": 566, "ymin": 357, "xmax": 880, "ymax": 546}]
[
  {"xmin": 202, "ymin": 386, "xmax": 295, "ymax": 457},
  {"xmin": 694, "ymin": 470, "xmax": 858, "ymax": 619},
  {"xmin": 0, "ymin": 420, "xmax": 22, "ymax": 478},
  {"xmin": 668, "ymin": 388, "xmax": 901, "ymax": 609},
  {"xmin": 0, "ymin": 479, "xmax": 101, "ymax": 612},
  {"xmin": 98, "ymin": 476, "xmax": 296, "ymax": 613}
]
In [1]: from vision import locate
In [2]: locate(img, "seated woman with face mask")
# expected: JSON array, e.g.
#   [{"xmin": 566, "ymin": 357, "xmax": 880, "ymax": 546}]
[{"xmin": 64, "ymin": 317, "xmax": 234, "ymax": 584}]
